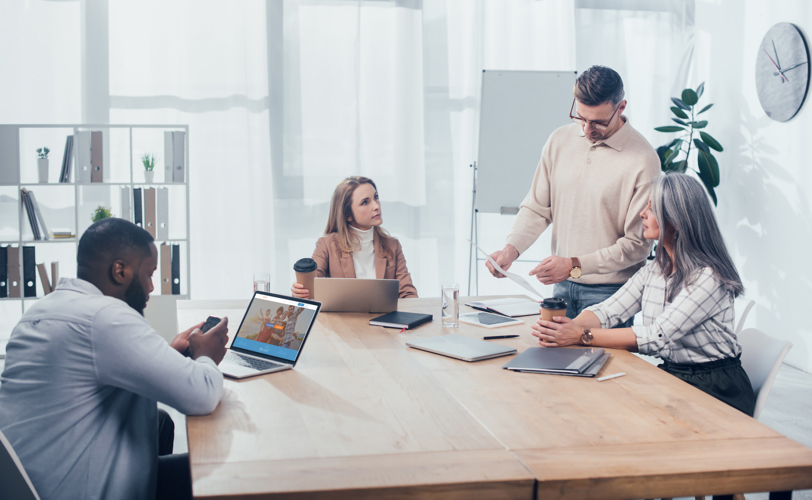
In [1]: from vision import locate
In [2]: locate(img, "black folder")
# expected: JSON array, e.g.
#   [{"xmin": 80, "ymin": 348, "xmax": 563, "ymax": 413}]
[
  {"xmin": 133, "ymin": 188, "xmax": 143, "ymax": 228},
  {"xmin": 369, "ymin": 311, "xmax": 432, "ymax": 330},
  {"xmin": 171, "ymin": 244, "xmax": 180, "ymax": 295},
  {"xmin": 0, "ymin": 245, "xmax": 7, "ymax": 298},
  {"xmin": 23, "ymin": 245, "xmax": 36, "ymax": 297}
]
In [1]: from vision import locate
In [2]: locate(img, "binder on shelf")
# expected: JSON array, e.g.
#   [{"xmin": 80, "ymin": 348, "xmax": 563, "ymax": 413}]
[
  {"xmin": 164, "ymin": 132, "xmax": 173, "ymax": 182},
  {"xmin": 7, "ymin": 246, "xmax": 21, "ymax": 298},
  {"xmin": 172, "ymin": 131, "xmax": 185, "ymax": 183},
  {"xmin": 144, "ymin": 188, "xmax": 156, "ymax": 238},
  {"xmin": 0, "ymin": 126, "xmax": 20, "ymax": 185},
  {"xmin": 171, "ymin": 244, "xmax": 180, "ymax": 295},
  {"xmin": 59, "ymin": 135, "xmax": 74, "ymax": 183},
  {"xmin": 156, "ymin": 187, "xmax": 169, "ymax": 241},
  {"xmin": 133, "ymin": 188, "xmax": 143, "ymax": 228},
  {"xmin": 51, "ymin": 261, "xmax": 59, "ymax": 291},
  {"xmin": 27, "ymin": 190, "xmax": 49, "ymax": 241},
  {"xmin": 22, "ymin": 246, "xmax": 36, "ymax": 297},
  {"xmin": 76, "ymin": 131, "xmax": 92, "ymax": 183},
  {"xmin": 21, "ymin": 189, "xmax": 41, "ymax": 240},
  {"xmin": 0, "ymin": 245, "xmax": 7, "ymax": 298},
  {"xmin": 90, "ymin": 131, "xmax": 103, "ymax": 183},
  {"xmin": 37, "ymin": 263, "xmax": 52, "ymax": 295},
  {"xmin": 160, "ymin": 243, "xmax": 172, "ymax": 295},
  {"xmin": 120, "ymin": 187, "xmax": 131, "ymax": 223}
]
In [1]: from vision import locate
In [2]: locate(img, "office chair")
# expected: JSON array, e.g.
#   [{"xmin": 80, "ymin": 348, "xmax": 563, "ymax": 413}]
[
  {"xmin": 0, "ymin": 429, "xmax": 40, "ymax": 500},
  {"xmin": 738, "ymin": 328, "xmax": 793, "ymax": 420},
  {"xmin": 734, "ymin": 299, "xmax": 756, "ymax": 334}
]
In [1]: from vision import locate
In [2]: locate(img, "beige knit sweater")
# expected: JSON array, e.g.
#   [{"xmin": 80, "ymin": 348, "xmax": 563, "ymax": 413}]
[{"xmin": 506, "ymin": 117, "xmax": 661, "ymax": 285}]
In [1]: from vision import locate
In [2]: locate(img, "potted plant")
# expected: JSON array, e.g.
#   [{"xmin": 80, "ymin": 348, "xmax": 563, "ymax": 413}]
[
  {"xmin": 654, "ymin": 82, "xmax": 724, "ymax": 205},
  {"xmin": 36, "ymin": 147, "xmax": 50, "ymax": 183},
  {"xmin": 141, "ymin": 153, "xmax": 156, "ymax": 184},
  {"xmin": 91, "ymin": 206, "xmax": 114, "ymax": 223}
]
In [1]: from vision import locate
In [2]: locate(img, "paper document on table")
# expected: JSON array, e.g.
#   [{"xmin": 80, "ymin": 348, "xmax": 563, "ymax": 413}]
[{"xmin": 467, "ymin": 239, "xmax": 545, "ymax": 299}]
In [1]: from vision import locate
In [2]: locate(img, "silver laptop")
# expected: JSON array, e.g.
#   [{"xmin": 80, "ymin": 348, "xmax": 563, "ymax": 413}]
[
  {"xmin": 314, "ymin": 278, "xmax": 398, "ymax": 313},
  {"xmin": 406, "ymin": 334, "xmax": 517, "ymax": 362},
  {"xmin": 220, "ymin": 291, "xmax": 321, "ymax": 379}
]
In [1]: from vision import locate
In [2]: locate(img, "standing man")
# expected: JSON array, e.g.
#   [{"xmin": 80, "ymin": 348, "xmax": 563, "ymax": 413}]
[{"xmin": 487, "ymin": 65, "xmax": 660, "ymax": 324}]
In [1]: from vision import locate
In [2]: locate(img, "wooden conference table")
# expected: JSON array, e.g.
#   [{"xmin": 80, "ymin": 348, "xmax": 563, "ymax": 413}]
[{"xmin": 178, "ymin": 296, "xmax": 812, "ymax": 500}]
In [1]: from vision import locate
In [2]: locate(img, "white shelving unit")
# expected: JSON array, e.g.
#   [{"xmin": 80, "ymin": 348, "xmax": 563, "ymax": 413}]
[{"xmin": 0, "ymin": 124, "xmax": 191, "ymax": 350}]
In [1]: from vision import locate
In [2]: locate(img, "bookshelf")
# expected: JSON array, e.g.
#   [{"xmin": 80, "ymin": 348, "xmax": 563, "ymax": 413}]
[{"xmin": 0, "ymin": 124, "xmax": 191, "ymax": 351}]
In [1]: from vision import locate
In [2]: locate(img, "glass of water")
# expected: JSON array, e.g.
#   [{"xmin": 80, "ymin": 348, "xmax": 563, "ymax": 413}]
[
  {"xmin": 253, "ymin": 272, "xmax": 270, "ymax": 293},
  {"xmin": 441, "ymin": 283, "xmax": 460, "ymax": 328}
]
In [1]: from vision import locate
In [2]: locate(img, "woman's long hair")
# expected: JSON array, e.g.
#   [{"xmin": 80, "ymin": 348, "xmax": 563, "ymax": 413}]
[
  {"xmin": 324, "ymin": 176, "xmax": 394, "ymax": 258},
  {"xmin": 651, "ymin": 173, "xmax": 744, "ymax": 302}
]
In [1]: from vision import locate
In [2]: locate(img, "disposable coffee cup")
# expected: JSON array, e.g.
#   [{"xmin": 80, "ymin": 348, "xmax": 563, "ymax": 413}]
[
  {"xmin": 540, "ymin": 298, "xmax": 568, "ymax": 321},
  {"xmin": 293, "ymin": 258, "xmax": 318, "ymax": 300}
]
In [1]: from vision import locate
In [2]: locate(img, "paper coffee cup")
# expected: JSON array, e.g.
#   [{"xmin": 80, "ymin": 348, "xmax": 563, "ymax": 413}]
[
  {"xmin": 540, "ymin": 297, "xmax": 567, "ymax": 321},
  {"xmin": 293, "ymin": 258, "xmax": 318, "ymax": 299}
]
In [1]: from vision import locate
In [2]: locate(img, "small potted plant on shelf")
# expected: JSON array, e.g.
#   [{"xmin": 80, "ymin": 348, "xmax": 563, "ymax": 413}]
[
  {"xmin": 36, "ymin": 147, "xmax": 50, "ymax": 183},
  {"xmin": 141, "ymin": 153, "xmax": 156, "ymax": 184},
  {"xmin": 91, "ymin": 206, "xmax": 114, "ymax": 223}
]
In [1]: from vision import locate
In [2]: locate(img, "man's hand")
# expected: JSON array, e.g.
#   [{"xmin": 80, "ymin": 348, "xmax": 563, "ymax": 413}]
[
  {"xmin": 188, "ymin": 317, "xmax": 230, "ymax": 365},
  {"xmin": 531, "ymin": 316, "xmax": 582, "ymax": 347},
  {"xmin": 486, "ymin": 245, "xmax": 520, "ymax": 278},
  {"xmin": 170, "ymin": 321, "xmax": 203, "ymax": 354},
  {"xmin": 529, "ymin": 255, "xmax": 572, "ymax": 285}
]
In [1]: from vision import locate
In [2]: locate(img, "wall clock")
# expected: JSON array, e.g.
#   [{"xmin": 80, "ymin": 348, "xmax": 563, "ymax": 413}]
[{"xmin": 755, "ymin": 22, "xmax": 810, "ymax": 122}]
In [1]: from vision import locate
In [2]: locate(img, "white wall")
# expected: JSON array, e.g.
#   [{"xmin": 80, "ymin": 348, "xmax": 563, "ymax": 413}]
[{"xmin": 693, "ymin": 0, "xmax": 812, "ymax": 372}]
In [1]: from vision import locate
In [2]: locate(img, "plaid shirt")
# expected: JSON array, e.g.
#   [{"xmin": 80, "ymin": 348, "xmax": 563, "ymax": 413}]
[{"xmin": 585, "ymin": 263, "xmax": 741, "ymax": 364}]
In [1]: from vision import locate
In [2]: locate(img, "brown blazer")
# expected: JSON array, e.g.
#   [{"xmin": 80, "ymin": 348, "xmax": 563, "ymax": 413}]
[{"xmin": 312, "ymin": 232, "xmax": 418, "ymax": 299}]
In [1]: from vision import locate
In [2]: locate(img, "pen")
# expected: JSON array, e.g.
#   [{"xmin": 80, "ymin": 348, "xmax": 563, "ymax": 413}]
[
  {"xmin": 597, "ymin": 372, "xmax": 626, "ymax": 382},
  {"xmin": 483, "ymin": 335, "xmax": 520, "ymax": 340}
]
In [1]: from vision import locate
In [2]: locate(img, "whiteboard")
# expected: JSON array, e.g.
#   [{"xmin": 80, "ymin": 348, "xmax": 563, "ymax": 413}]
[{"xmin": 476, "ymin": 70, "xmax": 577, "ymax": 214}]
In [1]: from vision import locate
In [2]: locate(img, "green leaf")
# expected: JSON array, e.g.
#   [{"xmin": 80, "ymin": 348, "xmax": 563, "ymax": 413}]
[
  {"xmin": 691, "ymin": 120, "xmax": 709, "ymax": 129},
  {"xmin": 664, "ymin": 148, "xmax": 679, "ymax": 165},
  {"xmin": 699, "ymin": 131, "xmax": 723, "ymax": 152},
  {"xmin": 682, "ymin": 88, "xmax": 699, "ymax": 106},
  {"xmin": 696, "ymin": 169, "xmax": 718, "ymax": 206},
  {"xmin": 696, "ymin": 82, "xmax": 705, "ymax": 98},
  {"xmin": 670, "ymin": 106, "xmax": 689, "ymax": 119},
  {"xmin": 655, "ymin": 126, "xmax": 686, "ymax": 133},
  {"xmin": 697, "ymin": 150, "xmax": 720, "ymax": 187},
  {"xmin": 671, "ymin": 97, "xmax": 690, "ymax": 110},
  {"xmin": 656, "ymin": 145, "xmax": 670, "ymax": 165},
  {"xmin": 668, "ymin": 138, "xmax": 682, "ymax": 148},
  {"xmin": 697, "ymin": 103, "xmax": 714, "ymax": 114},
  {"xmin": 693, "ymin": 138, "xmax": 710, "ymax": 154},
  {"xmin": 672, "ymin": 118, "xmax": 688, "ymax": 126},
  {"xmin": 671, "ymin": 160, "xmax": 687, "ymax": 173}
]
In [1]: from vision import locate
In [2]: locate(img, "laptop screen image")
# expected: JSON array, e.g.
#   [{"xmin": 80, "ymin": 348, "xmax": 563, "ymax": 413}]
[{"xmin": 230, "ymin": 292, "xmax": 320, "ymax": 364}]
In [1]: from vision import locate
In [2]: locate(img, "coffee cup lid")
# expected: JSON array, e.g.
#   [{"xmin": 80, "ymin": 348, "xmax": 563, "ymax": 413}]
[
  {"xmin": 293, "ymin": 258, "xmax": 318, "ymax": 273},
  {"xmin": 541, "ymin": 297, "xmax": 567, "ymax": 309}
]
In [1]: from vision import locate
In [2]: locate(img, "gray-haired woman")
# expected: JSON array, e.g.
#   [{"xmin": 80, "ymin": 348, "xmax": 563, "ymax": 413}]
[{"xmin": 532, "ymin": 172, "xmax": 756, "ymax": 416}]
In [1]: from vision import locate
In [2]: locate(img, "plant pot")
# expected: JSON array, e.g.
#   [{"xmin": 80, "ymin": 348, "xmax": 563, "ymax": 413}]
[
  {"xmin": 38, "ymin": 158, "xmax": 49, "ymax": 183},
  {"xmin": 144, "ymin": 170, "xmax": 155, "ymax": 184}
]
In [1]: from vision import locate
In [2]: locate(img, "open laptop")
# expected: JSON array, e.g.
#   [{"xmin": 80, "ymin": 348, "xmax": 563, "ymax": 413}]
[
  {"xmin": 315, "ymin": 278, "xmax": 398, "ymax": 313},
  {"xmin": 220, "ymin": 291, "xmax": 321, "ymax": 379}
]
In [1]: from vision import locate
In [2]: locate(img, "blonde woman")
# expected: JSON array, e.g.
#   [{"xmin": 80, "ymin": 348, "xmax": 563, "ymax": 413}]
[{"xmin": 291, "ymin": 176, "xmax": 417, "ymax": 299}]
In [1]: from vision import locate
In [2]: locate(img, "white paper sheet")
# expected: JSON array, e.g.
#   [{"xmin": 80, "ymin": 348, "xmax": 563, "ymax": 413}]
[{"xmin": 467, "ymin": 239, "xmax": 545, "ymax": 299}]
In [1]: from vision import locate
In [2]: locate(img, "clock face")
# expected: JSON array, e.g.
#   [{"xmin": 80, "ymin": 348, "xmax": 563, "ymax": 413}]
[{"xmin": 755, "ymin": 23, "xmax": 810, "ymax": 122}]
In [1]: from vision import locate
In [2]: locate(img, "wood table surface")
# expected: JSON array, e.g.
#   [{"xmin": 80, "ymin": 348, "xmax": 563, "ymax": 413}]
[{"xmin": 179, "ymin": 296, "xmax": 812, "ymax": 500}]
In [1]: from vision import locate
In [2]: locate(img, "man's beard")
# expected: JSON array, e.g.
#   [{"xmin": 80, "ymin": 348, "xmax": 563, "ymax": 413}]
[{"xmin": 125, "ymin": 278, "xmax": 148, "ymax": 315}]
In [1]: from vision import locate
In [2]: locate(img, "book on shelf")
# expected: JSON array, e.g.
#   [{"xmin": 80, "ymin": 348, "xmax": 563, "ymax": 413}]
[
  {"xmin": 37, "ymin": 263, "xmax": 52, "ymax": 295},
  {"xmin": 49, "ymin": 229, "xmax": 75, "ymax": 239},
  {"xmin": 59, "ymin": 135, "xmax": 74, "ymax": 183},
  {"xmin": 51, "ymin": 261, "xmax": 59, "ymax": 290},
  {"xmin": 20, "ymin": 188, "xmax": 50, "ymax": 241}
]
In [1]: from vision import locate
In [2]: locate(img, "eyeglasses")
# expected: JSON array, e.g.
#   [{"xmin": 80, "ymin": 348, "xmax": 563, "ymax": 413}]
[{"xmin": 569, "ymin": 98, "xmax": 620, "ymax": 131}]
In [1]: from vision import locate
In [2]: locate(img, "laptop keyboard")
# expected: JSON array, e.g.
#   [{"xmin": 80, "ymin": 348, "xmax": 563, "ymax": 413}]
[{"xmin": 225, "ymin": 351, "xmax": 284, "ymax": 372}]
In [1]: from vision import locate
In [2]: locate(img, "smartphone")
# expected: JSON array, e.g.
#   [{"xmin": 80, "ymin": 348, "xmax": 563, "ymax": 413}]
[{"xmin": 201, "ymin": 316, "xmax": 221, "ymax": 333}]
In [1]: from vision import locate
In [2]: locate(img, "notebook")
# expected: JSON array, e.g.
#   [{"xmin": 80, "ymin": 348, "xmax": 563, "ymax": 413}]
[
  {"xmin": 369, "ymin": 311, "xmax": 432, "ymax": 330},
  {"xmin": 502, "ymin": 347, "xmax": 608, "ymax": 377},
  {"xmin": 406, "ymin": 334, "xmax": 517, "ymax": 362}
]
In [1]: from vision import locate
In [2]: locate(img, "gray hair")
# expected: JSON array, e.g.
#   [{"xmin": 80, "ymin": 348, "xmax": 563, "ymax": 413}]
[{"xmin": 651, "ymin": 173, "xmax": 744, "ymax": 302}]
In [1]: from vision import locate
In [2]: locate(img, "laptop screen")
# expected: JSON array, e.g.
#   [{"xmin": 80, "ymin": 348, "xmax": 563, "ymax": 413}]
[{"xmin": 230, "ymin": 292, "xmax": 320, "ymax": 363}]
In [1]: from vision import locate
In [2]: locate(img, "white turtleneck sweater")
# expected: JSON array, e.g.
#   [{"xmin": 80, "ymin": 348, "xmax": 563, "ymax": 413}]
[{"xmin": 350, "ymin": 226, "xmax": 376, "ymax": 279}]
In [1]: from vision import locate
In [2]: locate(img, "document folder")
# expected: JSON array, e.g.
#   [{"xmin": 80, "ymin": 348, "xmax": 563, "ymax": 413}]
[
  {"xmin": 76, "ymin": 131, "xmax": 92, "ymax": 183},
  {"xmin": 0, "ymin": 245, "xmax": 7, "ymax": 298},
  {"xmin": 120, "ymin": 187, "xmax": 131, "ymax": 222},
  {"xmin": 171, "ymin": 244, "xmax": 181, "ymax": 294},
  {"xmin": 144, "ymin": 188, "xmax": 156, "ymax": 238},
  {"xmin": 172, "ymin": 132, "xmax": 185, "ymax": 183},
  {"xmin": 160, "ymin": 243, "xmax": 172, "ymax": 295},
  {"xmin": 22, "ymin": 245, "xmax": 36, "ymax": 297},
  {"xmin": 7, "ymin": 246, "xmax": 20, "ymax": 298},
  {"xmin": 156, "ymin": 187, "xmax": 169, "ymax": 241},
  {"xmin": 90, "ymin": 131, "xmax": 103, "ymax": 183},
  {"xmin": 133, "ymin": 188, "xmax": 143, "ymax": 228}
]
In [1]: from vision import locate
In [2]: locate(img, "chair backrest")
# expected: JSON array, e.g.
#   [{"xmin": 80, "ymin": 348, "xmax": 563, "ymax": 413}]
[
  {"xmin": 0, "ymin": 429, "xmax": 40, "ymax": 500},
  {"xmin": 738, "ymin": 328, "xmax": 792, "ymax": 419},
  {"xmin": 734, "ymin": 299, "xmax": 756, "ymax": 334}
]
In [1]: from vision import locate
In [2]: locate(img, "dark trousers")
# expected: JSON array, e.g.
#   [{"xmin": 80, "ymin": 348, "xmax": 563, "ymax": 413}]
[
  {"xmin": 659, "ymin": 356, "xmax": 757, "ymax": 417},
  {"xmin": 157, "ymin": 409, "xmax": 192, "ymax": 500}
]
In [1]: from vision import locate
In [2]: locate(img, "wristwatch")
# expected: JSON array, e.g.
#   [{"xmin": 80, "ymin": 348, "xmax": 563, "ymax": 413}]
[
  {"xmin": 580, "ymin": 327, "xmax": 593, "ymax": 345},
  {"xmin": 569, "ymin": 257, "xmax": 582, "ymax": 279}
]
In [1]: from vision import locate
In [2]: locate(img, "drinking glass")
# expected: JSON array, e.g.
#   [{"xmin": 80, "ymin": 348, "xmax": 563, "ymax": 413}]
[
  {"xmin": 253, "ymin": 272, "xmax": 270, "ymax": 293},
  {"xmin": 441, "ymin": 284, "xmax": 460, "ymax": 328}
]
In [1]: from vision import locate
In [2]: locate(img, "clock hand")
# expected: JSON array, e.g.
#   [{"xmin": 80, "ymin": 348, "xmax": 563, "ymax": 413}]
[
  {"xmin": 774, "ymin": 61, "xmax": 808, "ymax": 75},
  {"xmin": 772, "ymin": 40, "xmax": 782, "ymax": 69},
  {"xmin": 763, "ymin": 48, "xmax": 788, "ymax": 82}
]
